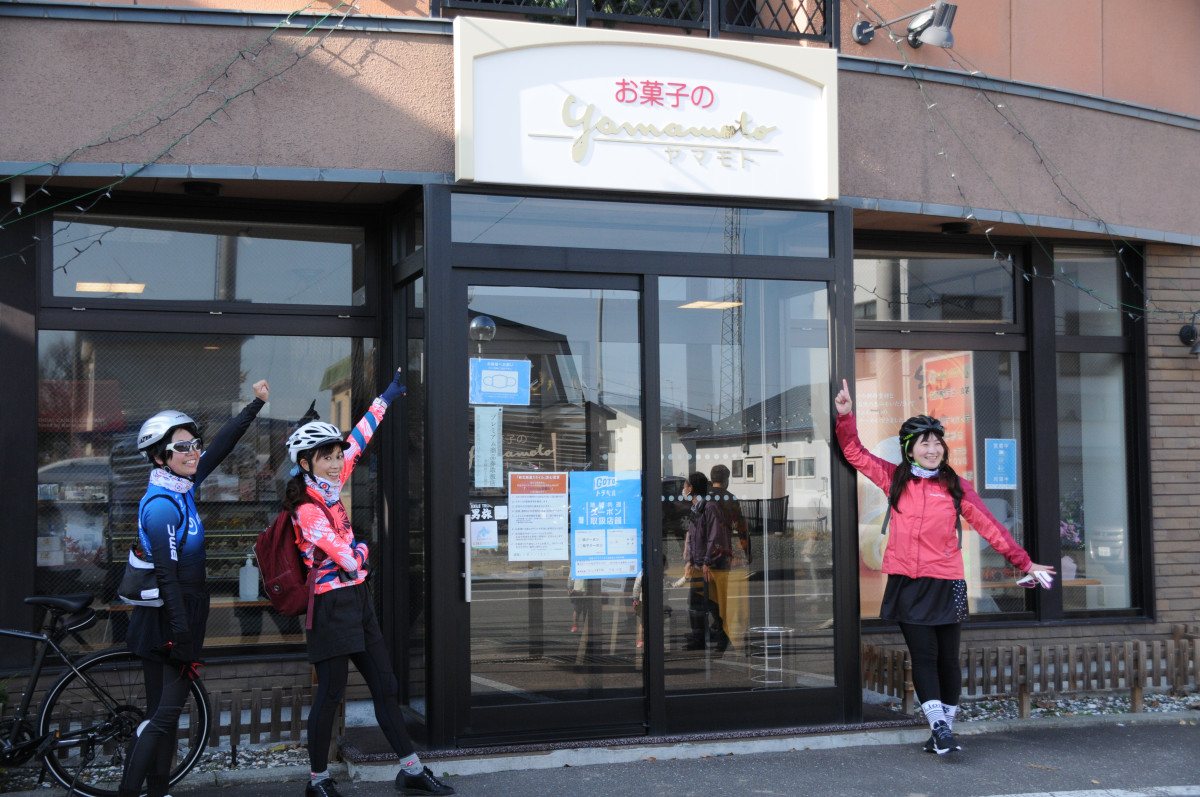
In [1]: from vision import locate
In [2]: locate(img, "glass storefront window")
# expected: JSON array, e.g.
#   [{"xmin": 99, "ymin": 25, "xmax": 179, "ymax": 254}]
[
  {"xmin": 52, "ymin": 215, "xmax": 366, "ymax": 306},
  {"xmin": 660, "ymin": 277, "xmax": 833, "ymax": 693},
  {"xmin": 1056, "ymin": 352, "xmax": 1132, "ymax": 610},
  {"xmin": 464, "ymin": 286, "xmax": 643, "ymax": 706},
  {"xmin": 853, "ymin": 251, "xmax": 1015, "ymax": 323},
  {"xmin": 452, "ymin": 195, "xmax": 830, "ymax": 257},
  {"xmin": 852, "ymin": 349, "xmax": 1026, "ymax": 618},
  {"xmin": 36, "ymin": 330, "xmax": 377, "ymax": 650},
  {"xmin": 1053, "ymin": 248, "xmax": 1124, "ymax": 336}
]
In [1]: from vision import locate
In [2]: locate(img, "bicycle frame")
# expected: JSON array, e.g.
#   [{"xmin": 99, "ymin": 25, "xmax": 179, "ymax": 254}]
[{"xmin": 0, "ymin": 612, "xmax": 127, "ymax": 759}]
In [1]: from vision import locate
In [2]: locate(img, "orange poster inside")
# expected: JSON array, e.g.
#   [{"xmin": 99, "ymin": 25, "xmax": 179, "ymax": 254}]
[{"xmin": 922, "ymin": 352, "xmax": 976, "ymax": 484}]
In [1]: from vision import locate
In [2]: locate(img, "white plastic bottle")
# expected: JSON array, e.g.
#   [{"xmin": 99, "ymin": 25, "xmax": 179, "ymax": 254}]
[{"xmin": 239, "ymin": 554, "xmax": 260, "ymax": 602}]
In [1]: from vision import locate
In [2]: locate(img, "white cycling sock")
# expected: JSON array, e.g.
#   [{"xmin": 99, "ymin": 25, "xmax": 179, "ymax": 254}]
[
  {"xmin": 944, "ymin": 703, "xmax": 959, "ymax": 730},
  {"xmin": 921, "ymin": 699, "xmax": 947, "ymax": 730},
  {"xmin": 310, "ymin": 771, "xmax": 330, "ymax": 782},
  {"xmin": 401, "ymin": 754, "xmax": 424, "ymax": 775}
]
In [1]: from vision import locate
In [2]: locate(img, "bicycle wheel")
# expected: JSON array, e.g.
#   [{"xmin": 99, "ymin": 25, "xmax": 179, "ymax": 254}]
[{"xmin": 37, "ymin": 648, "xmax": 210, "ymax": 797}]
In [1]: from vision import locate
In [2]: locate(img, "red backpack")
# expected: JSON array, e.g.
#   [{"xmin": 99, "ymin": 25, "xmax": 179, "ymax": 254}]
[{"xmin": 255, "ymin": 504, "xmax": 333, "ymax": 628}]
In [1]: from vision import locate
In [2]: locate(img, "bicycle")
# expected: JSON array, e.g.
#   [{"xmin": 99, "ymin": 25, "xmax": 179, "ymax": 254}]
[{"xmin": 0, "ymin": 593, "xmax": 211, "ymax": 797}]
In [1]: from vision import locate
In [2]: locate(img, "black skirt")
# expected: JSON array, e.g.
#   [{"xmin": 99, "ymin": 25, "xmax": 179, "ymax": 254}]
[
  {"xmin": 305, "ymin": 582, "xmax": 383, "ymax": 664},
  {"xmin": 879, "ymin": 574, "xmax": 968, "ymax": 625}
]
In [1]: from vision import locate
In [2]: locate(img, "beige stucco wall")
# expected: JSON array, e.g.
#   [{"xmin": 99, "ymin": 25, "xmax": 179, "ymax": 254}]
[
  {"xmin": 0, "ymin": 18, "xmax": 455, "ymax": 174},
  {"xmin": 839, "ymin": 68, "xmax": 1200, "ymax": 240},
  {"xmin": 4, "ymin": 18, "xmax": 1199, "ymax": 240}
]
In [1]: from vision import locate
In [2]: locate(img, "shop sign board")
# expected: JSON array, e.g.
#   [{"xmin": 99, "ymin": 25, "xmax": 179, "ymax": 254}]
[{"xmin": 455, "ymin": 17, "xmax": 838, "ymax": 201}]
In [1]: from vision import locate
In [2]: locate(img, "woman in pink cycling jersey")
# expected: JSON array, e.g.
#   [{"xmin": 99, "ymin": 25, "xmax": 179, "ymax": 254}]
[
  {"xmin": 283, "ymin": 367, "xmax": 452, "ymax": 797},
  {"xmin": 834, "ymin": 379, "xmax": 1054, "ymax": 756}
]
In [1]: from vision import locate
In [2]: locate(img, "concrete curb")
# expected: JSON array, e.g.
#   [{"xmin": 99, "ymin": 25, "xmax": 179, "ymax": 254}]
[
  {"xmin": 347, "ymin": 711, "xmax": 1198, "ymax": 782},
  {"xmin": 7, "ymin": 712, "xmax": 1192, "ymax": 796}
]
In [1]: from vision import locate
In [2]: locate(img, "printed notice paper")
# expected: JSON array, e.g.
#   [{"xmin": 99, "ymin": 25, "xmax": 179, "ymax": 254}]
[{"xmin": 507, "ymin": 472, "xmax": 569, "ymax": 561}]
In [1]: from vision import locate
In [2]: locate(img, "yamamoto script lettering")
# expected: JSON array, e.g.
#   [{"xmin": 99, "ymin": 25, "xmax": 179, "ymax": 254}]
[{"xmin": 560, "ymin": 95, "xmax": 776, "ymax": 163}]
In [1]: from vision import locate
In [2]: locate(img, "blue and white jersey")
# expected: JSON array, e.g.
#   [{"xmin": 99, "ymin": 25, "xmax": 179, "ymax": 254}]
[{"xmin": 126, "ymin": 397, "xmax": 264, "ymax": 658}]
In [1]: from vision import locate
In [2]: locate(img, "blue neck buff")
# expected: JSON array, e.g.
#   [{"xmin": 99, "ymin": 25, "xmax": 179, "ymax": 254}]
[{"xmin": 910, "ymin": 464, "xmax": 940, "ymax": 479}]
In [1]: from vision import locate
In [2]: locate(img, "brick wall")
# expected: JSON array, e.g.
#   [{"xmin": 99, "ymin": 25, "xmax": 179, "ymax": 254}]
[{"xmin": 1145, "ymin": 243, "xmax": 1200, "ymax": 629}]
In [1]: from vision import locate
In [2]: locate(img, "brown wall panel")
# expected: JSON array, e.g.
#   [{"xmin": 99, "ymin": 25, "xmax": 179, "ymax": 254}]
[{"xmin": 0, "ymin": 19, "xmax": 455, "ymax": 174}]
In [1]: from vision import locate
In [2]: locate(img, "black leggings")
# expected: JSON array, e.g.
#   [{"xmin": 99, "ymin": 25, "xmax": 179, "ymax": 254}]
[
  {"xmin": 308, "ymin": 636, "xmax": 416, "ymax": 772},
  {"xmin": 897, "ymin": 621, "xmax": 962, "ymax": 707},
  {"xmin": 119, "ymin": 659, "xmax": 191, "ymax": 795}
]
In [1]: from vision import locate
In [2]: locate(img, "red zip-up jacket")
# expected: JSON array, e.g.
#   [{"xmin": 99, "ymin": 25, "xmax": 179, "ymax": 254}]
[{"xmin": 836, "ymin": 412, "xmax": 1031, "ymax": 580}]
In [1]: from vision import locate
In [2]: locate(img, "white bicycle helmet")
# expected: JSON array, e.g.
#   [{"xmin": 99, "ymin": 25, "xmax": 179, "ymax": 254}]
[
  {"xmin": 287, "ymin": 421, "xmax": 348, "ymax": 463},
  {"xmin": 137, "ymin": 410, "xmax": 198, "ymax": 461}
]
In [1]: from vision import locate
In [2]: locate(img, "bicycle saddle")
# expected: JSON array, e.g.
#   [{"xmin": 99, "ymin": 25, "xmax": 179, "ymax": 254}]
[{"xmin": 25, "ymin": 594, "xmax": 93, "ymax": 613}]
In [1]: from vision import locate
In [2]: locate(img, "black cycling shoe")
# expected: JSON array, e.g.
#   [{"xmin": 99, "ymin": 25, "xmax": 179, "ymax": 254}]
[
  {"xmin": 922, "ymin": 733, "xmax": 937, "ymax": 753},
  {"xmin": 930, "ymin": 721, "xmax": 960, "ymax": 755},
  {"xmin": 306, "ymin": 778, "xmax": 344, "ymax": 797},
  {"xmin": 396, "ymin": 766, "xmax": 456, "ymax": 795}
]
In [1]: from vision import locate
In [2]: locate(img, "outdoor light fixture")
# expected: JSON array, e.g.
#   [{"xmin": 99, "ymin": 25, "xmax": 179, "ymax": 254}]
[
  {"xmin": 852, "ymin": 1, "xmax": 958, "ymax": 48},
  {"xmin": 1180, "ymin": 318, "xmax": 1200, "ymax": 356}
]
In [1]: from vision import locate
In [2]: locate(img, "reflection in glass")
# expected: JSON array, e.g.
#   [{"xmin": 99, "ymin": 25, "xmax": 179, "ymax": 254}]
[
  {"xmin": 452, "ymin": 195, "xmax": 830, "ymax": 257},
  {"xmin": 1057, "ymin": 353, "xmax": 1131, "ymax": 610},
  {"xmin": 53, "ymin": 215, "xmax": 365, "ymax": 305},
  {"xmin": 404, "ymin": 279, "xmax": 428, "ymax": 712},
  {"xmin": 852, "ymin": 349, "xmax": 1026, "ymax": 617},
  {"xmin": 1053, "ymin": 248, "xmax": 1123, "ymax": 336},
  {"xmin": 465, "ymin": 287, "xmax": 643, "ymax": 706},
  {"xmin": 853, "ymin": 251, "xmax": 1014, "ymax": 323},
  {"xmin": 35, "ymin": 330, "xmax": 376, "ymax": 650},
  {"xmin": 660, "ymin": 277, "xmax": 832, "ymax": 694}
]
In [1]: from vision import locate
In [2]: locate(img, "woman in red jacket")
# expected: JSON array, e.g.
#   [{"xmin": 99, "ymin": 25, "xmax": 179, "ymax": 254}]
[{"xmin": 834, "ymin": 379, "xmax": 1054, "ymax": 755}]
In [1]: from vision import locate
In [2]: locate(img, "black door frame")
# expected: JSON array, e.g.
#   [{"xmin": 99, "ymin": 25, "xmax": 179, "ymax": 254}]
[{"xmin": 424, "ymin": 184, "xmax": 860, "ymax": 747}]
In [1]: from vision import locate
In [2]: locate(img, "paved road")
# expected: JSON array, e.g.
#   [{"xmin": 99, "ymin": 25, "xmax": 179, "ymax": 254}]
[{"xmin": 162, "ymin": 716, "xmax": 1200, "ymax": 797}]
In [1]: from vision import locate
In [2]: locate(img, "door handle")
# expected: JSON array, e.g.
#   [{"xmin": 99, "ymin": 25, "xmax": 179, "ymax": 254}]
[{"xmin": 462, "ymin": 514, "xmax": 472, "ymax": 603}]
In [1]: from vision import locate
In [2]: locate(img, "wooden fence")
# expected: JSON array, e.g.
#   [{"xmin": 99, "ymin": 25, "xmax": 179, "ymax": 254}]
[
  {"xmin": 202, "ymin": 686, "xmax": 343, "ymax": 758},
  {"xmin": 863, "ymin": 634, "xmax": 1198, "ymax": 719}
]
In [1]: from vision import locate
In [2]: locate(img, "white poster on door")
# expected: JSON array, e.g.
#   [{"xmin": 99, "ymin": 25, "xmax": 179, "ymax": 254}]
[
  {"xmin": 508, "ymin": 472, "xmax": 569, "ymax": 561},
  {"xmin": 474, "ymin": 406, "xmax": 504, "ymax": 488}
]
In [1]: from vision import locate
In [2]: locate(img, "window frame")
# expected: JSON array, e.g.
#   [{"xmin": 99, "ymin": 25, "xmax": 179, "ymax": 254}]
[
  {"xmin": 851, "ymin": 239, "xmax": 1026, "ymax": 335},
  {"xmin": 1045, "ymin": 244, "xmax": 1150, "ymax": 621},
  {"xmin": 32, "ymin": 195, "xmax": 391, "ymax": 657},
  {"xmin": 852, "ymin": 235, "xmax": 1150, "ymax": 626},
  {"xmin": 38, "ymin": 198, "xmax": 382, "ymax": 320}
]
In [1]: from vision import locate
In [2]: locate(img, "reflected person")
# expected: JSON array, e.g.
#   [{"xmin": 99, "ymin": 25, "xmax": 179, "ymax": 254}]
[
  {"xmin": 682, "ymin": 472, "xmax": 731, "ymax": 653},
  {"xmin": 709, "ymin": 464, "xmax": 748, "ymax": 654}
]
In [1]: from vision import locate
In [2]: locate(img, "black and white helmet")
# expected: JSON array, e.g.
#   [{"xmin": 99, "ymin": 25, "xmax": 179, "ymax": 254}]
[
  {"xmin": 137, "ymin": 410, "xmax": 198, "ymax": 462},
  {"xmin": 287, "ymin": 421, "xmax": 348, "ymax": 463}
]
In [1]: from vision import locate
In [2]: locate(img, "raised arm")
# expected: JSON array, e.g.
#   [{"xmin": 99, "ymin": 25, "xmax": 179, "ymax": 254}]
[
  {"xmin": 340, "ymin": 367, "xmax": 405, "ymax": 484},
  {"xmin": 195, "ymin": 379, "xmax": 269, "ymax": 486},
  {"xmin": 833, "ymin": 378, "xmax": 896, "ymax": 492}
]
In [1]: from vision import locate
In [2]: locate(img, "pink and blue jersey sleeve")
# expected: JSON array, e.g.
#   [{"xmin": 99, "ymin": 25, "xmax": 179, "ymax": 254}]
[{"xmin": 338, "ymin": 397, "xmax": 390, "ymax": 488}]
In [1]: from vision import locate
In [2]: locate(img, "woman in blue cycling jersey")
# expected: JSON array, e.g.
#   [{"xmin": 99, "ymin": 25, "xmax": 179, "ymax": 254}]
[{"xmin": 118, "ymin": 379, "xmax": 269, "ymax": 797}]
